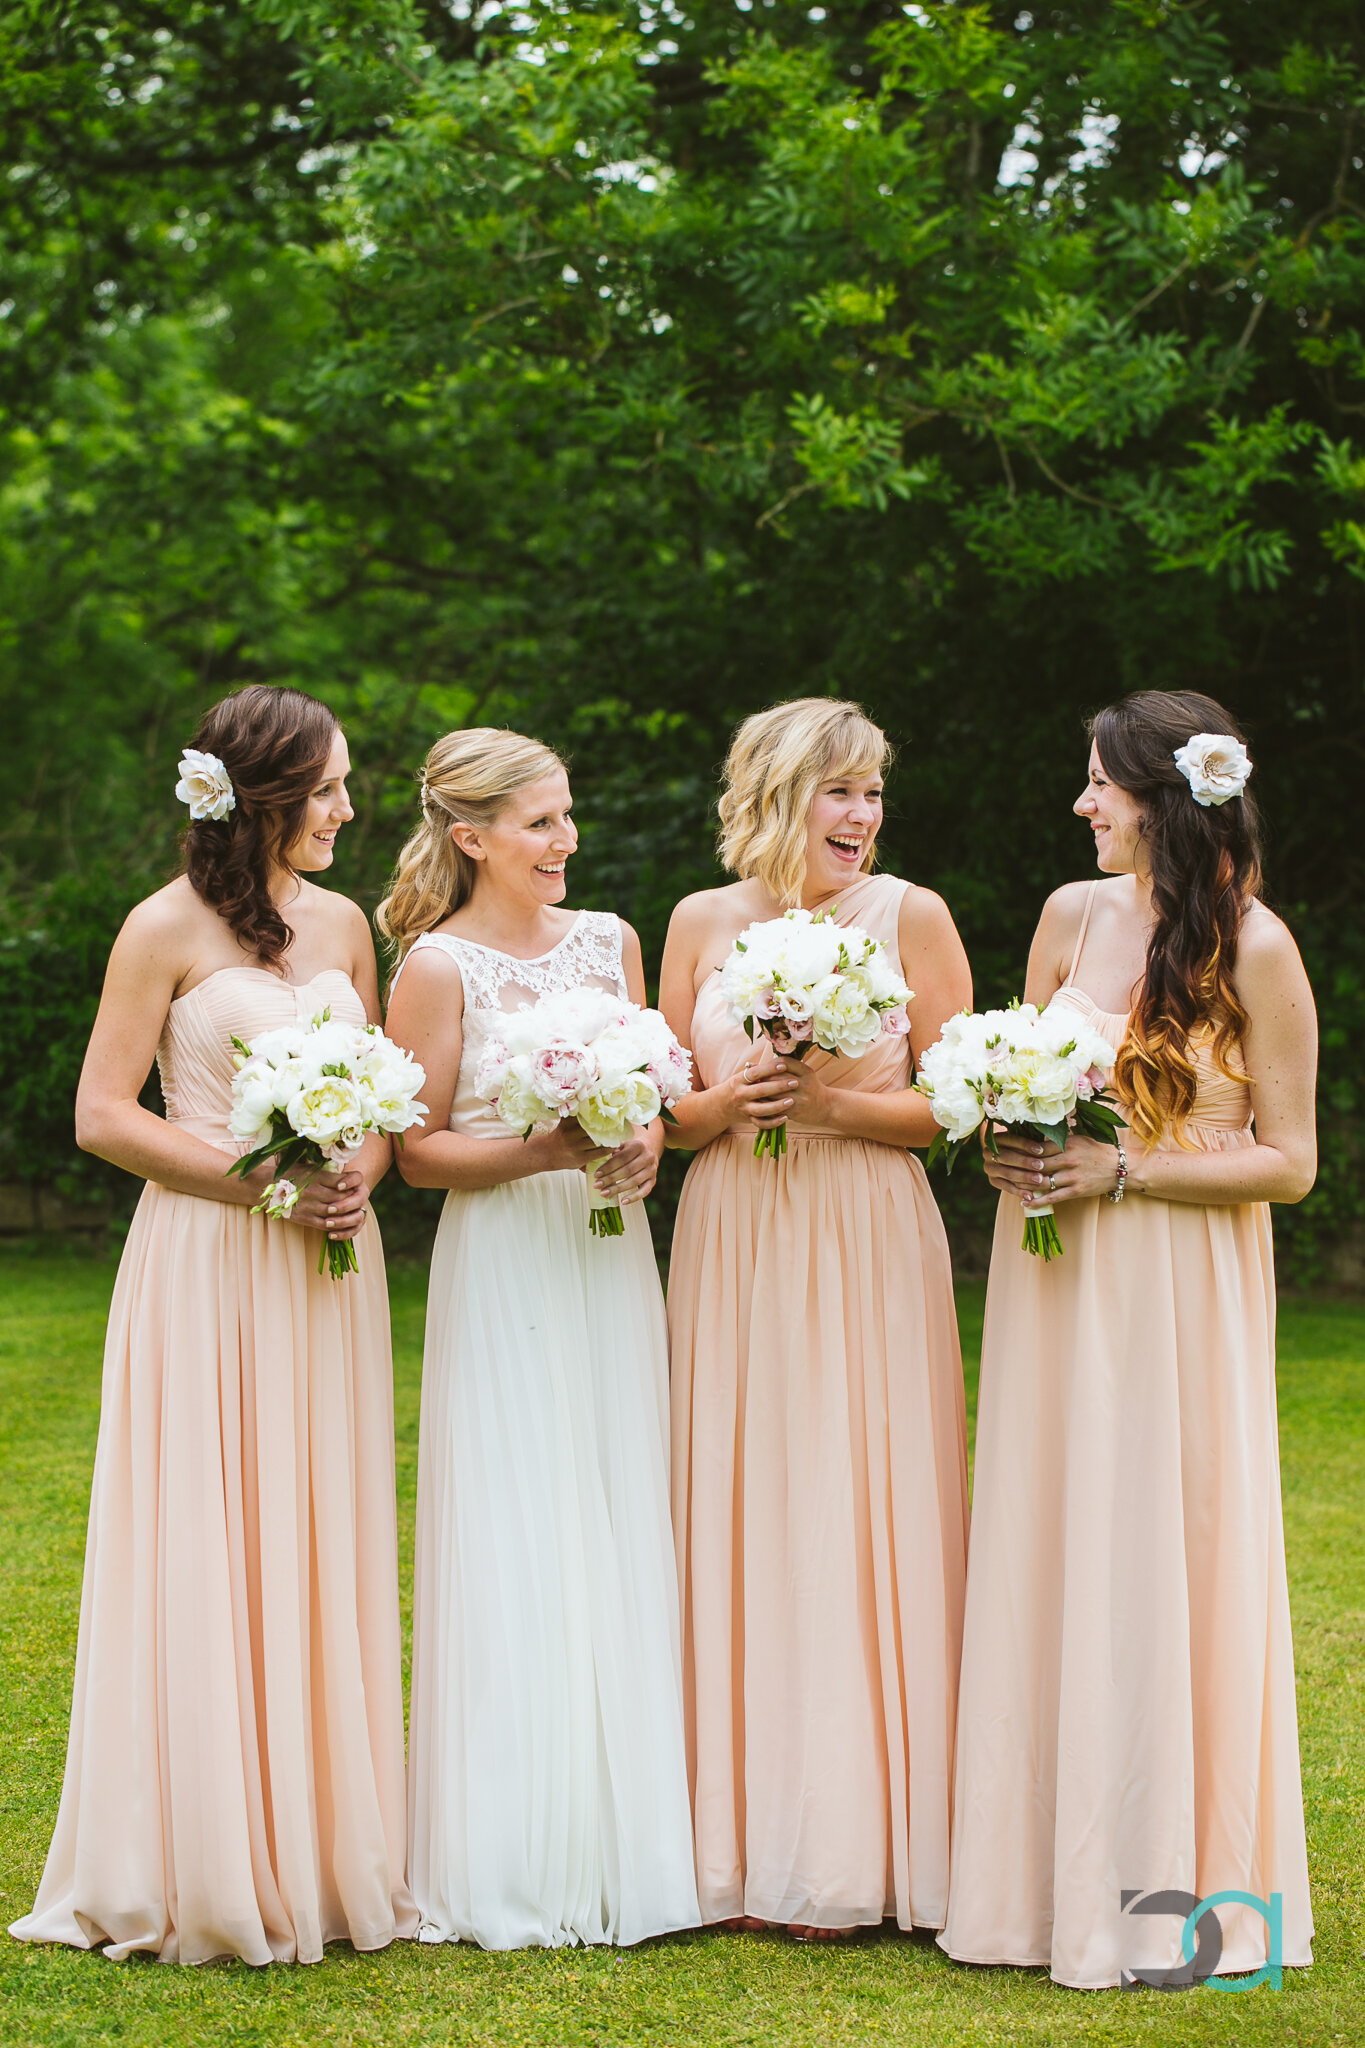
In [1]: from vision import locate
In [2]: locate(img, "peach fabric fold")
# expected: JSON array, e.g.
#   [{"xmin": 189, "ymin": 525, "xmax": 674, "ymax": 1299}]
[
  {"xmin": 941, "ymin": 964, "xmax": 1313, "ymax": 1988},
  {"xmin": 10, "ymin": 968, "xmax": 416, "ymax": 1965},
  {"xmin": 668, "ymin": 873, "xmax": 969, "ymax": 1930}
]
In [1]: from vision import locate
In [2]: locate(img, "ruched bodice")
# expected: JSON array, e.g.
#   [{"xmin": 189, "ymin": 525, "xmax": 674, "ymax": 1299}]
[
  {"xmin": 157, "ymin": 967, "xmax": 365, "ymax": 1154},
  {"xmin": 1046, "ymin": 984, "xmax": 1253, "ymax": 1146},
  {"xmin": 688, "ymin": 874, "xmax": 912, "ymax": 1135}
]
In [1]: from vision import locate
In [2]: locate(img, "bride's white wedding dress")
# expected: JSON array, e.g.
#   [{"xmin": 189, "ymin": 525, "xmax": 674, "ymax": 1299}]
[{"xmin": 402, "ymin": 911, "xmax": 699, "ymax": 1950}]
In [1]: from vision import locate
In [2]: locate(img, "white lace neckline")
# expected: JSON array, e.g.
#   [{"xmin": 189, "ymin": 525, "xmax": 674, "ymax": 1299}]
[
  {"xmin": 435, "ymin": 909, "xmax": 586, "ymax": 967},
  {"xmin": 406, "ymin": 909, "xmax": 625, "ymax": 1014}
]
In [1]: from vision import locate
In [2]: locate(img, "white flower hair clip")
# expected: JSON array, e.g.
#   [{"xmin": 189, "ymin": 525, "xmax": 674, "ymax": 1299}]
[
  {"xmin": 1172, "ymin": 733, "xmax": 1252, "ymax": 808},
  {"xmin": 175, "ymin": 748, "xmax": 236, "ymax": 822}
]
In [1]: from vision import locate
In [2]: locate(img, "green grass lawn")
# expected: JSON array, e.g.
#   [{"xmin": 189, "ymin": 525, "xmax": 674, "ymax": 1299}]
[{"xmin": 0, "ymin": 1251, "xmax": 1361, "ymax": 2046}]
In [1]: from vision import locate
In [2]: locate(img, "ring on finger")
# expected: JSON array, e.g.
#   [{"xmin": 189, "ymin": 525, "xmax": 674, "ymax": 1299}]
[{"xmin": 742, "ymin": 1060, "xmax": 753, "ymax": 1084}]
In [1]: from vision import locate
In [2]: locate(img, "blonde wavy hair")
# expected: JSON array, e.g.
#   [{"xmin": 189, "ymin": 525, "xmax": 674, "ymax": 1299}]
[
  {"xmin": 717, "ymin": 698, "xmax": 891, "ymax": 905},
  {"xmin": 377, "ymin": 727, "xmax": 566, "ymax": 969}
]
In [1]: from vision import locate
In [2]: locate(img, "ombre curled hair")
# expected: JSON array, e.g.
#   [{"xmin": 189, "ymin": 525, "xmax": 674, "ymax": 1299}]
[
  {"xmin": 376, "ymin": 727, "xmax": 566, "ymax": 972},
  {"xmin": 717, "ymin": 698, "xmax": 891, "ymax": 906},
  {"xmin": 182, "ymin": 685, "xmax": 339, "ymax": 971},
  {"xmin": 1090, "ymin": 689, "xmax": 1263, "ymax": 1144}
]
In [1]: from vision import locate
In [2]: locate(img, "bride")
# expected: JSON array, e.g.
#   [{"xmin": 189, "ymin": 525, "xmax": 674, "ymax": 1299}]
[{"xmin": 380, "ymin": 726, "xmax": 699, "ymax": 1951}]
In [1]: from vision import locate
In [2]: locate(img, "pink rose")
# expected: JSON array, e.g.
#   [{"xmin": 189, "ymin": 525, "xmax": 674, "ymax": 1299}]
[
  {"xmin": 1075, "ymin": 1063, "xmax": 1107, "ymax": 1102},
  {"xmin": 767, "ymin": 1019, "xmax": 813, "ymax": 1055},
  {"xmin": 880, "ymin": 1006, "xmax": 910, "ymax": 1039},
  {"xmin": 531, "ymin": 1039, "xmax": 595, "ymax": 1107}
]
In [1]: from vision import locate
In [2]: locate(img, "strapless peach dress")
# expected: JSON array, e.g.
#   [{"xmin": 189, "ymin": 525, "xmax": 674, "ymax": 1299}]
[
  {"xmin": 941, "ymin": 884, "xmax": 1312, "ymax": 1987},
  {"xmin": 10, "ymin": 968, "xmax": 416, "ymax": 1965},
  {"xmin": 668, "ymin": 873, "xmax": 969, "ymax": 1931}
]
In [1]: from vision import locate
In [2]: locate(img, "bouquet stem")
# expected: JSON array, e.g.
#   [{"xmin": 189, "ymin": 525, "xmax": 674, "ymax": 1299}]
[
  {"xmin": 753, "ymin": 1121, "xmax": 788, "ymax": 1161},
  {"xmin": 1021, "ymin": 1204, "xmax": 1063, "ymax": 1262},
  {"xmin": 321, "ymin": 1235, "xmax": 360, "ymax": 1278},
  {"xmin": 586, "ymin": 1158, "xmax": 625, "ymax": 1238}
]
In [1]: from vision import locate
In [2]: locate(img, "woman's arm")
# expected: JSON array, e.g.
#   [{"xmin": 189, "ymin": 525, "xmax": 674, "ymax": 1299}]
[
  {"xmin": 385, "ymin": 946, "xmax": 598, "ymax": 1191},
  {"xmin": 771, "ymin": 885, "xmax": 974, "ymax": 1149},
  {"xmin": 657, "ymin": 894, "xmax": 793, "ymax": 1152},
  {"xmin": 77, "ymin": 897, "xmax": 275, "ymax": 1206},
  {"xmin": 989, "ymin": 908, "xmax": 1318, "ymax": 1209}
]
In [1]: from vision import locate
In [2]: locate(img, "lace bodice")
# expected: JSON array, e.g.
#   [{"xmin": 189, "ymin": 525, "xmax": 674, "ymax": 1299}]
[{"xmin": 398, "ymin": 910, "xmax": 627, "ymax": 1140}]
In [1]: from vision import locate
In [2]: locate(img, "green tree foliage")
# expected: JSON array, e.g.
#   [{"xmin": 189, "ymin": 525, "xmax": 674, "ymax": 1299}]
[{"xmin": 1, "ymin": 1, "xmax": 1361, "ymax": 1272}]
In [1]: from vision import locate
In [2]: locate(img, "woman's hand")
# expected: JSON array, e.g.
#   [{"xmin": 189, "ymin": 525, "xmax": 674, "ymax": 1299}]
[
  {"xmin": 982, "ymin": 1128, "xmax": 1125, "ymax": 1206},
  {"xmin": 535, "ymin": 1120, "xmax": 603, "ymax": 1173},
  {"xmin": 593, "ymin": 1127, "xmax": 664, "ymax": 1205},
  {"xmin": 724, "ymin": 1043, "xmax": 798, "ymax": 1132},
  {"xmin": 775, "ymin": 1055, "xmax": 836, "ymax": 1130},
  {"xmin": 286, "ymin": 1164, "xmax": 373, "ymax": 1241}
]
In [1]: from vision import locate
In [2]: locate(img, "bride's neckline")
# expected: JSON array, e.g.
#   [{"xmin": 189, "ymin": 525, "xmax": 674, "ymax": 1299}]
[{"xmin": 430, "ymin": 908, "xmax": 587, "ymax": 966}]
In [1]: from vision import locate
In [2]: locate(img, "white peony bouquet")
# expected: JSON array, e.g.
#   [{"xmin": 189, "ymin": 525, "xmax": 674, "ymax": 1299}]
[
  {"xmin": 916, "ymin": 1001, "xmax": 1125, "ymax": 1260},
  {"xmin": 473, "ymin": 986, "xmax": 693, "ymax": 1237},
  {"xmin": 225, "ymin": 1009, "xmax": 427, "ymax": 1277},
  {"xmin": 718, "ymin": 906, "xmax": 912, "ymax": 1159}
]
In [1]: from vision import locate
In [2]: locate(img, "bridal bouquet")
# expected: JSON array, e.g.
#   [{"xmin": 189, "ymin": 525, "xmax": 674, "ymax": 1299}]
[
  {"xmin": 225, "ymin": 1010, "xmax": 427, "ymax": 1277},
  {"xmin": 719, "ymin": 906, "xmax": 912, "ymax": 1159},
  {"xmin": 916, "ymin": 1001, "xmax": 1124, "ymax": 1260},
  {"xmin": 474, "ymin": 987, "xmax": 692, "ymax": 1237}
]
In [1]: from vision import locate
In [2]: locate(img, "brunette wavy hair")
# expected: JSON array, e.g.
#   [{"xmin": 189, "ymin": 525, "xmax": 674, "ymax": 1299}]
[
  {"xmin": 182, "ymin": 685, "xmax": 339, "ymax": 970},
  {"xmin": 1090, "ymin": 689, "xmax": 1262, "ymax": 1144}
]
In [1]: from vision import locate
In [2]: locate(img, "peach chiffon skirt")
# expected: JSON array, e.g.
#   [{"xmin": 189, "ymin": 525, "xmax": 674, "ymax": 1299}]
[
  {"xmin": 670, "ymin": 1133, "xmax": 969, "ymax": 1931},
  {"xmin": 10, "ymin": 1183, "xmax": 416, "ymax": 1965},
  {"xmin": 941, "ymin": 1125, "xmax": 1313, "ymax": 1988}
]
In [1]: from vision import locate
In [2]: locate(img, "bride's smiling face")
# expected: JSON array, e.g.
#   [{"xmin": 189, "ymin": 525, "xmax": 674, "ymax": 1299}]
[
  {"xmin": 455, "ymin": 769, "xmax": 578, "ymax": 904},
  {"xmin": 282, "ymin": 730, "xmax": 354, "ymax": 874},
  {"xmin": 801, "ymin": 767, "xmax": 884, "ymax": 903}
]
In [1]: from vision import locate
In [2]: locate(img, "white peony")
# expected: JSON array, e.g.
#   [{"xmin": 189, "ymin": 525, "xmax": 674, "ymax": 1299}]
[
  {"xmin": 578, "ymin": 1070, "xmax": 662, "ymax": 1147},
  {"xmin": 175, "ymin": 748, "xmax": 236, "ymax": 822},
  {"xmin": 811, "ymin": 979, "xmax": 880, "ymax": 1055},
  {"xmin": 287, "ymin": 1076, "xmax": 367, "ymax": 1148},
  {"xmin": 1172, "ymin": 733, "xmax": 1252, "ymax": 808},
  {"xmin": 227, "ymin": 1063, "xmax": 280, "ymax": 1141}
]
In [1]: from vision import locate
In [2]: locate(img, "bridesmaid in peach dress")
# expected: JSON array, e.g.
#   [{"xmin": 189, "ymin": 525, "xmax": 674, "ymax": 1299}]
[
  {"xmin": 941, "ymin": 689, "xmax": 1317, "ymax": 1989},
  {"xmin": 10, "ymin": 686, "xmax": 415, "ymax": 1965},
  {"xmin": 662, "ymin": 698, "xmax": 972, "ymax": 1938}
]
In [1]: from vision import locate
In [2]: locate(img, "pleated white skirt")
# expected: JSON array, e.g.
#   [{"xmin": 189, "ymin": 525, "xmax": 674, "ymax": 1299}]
[{"xmin": 407, "ymin": 1168, "xmax": 700, "ymax": 1950}]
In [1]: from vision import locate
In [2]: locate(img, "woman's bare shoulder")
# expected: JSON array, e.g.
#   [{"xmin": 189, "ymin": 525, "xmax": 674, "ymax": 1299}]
[{"xmin": 665, "ymin": 882, "xmax": 751, "ymax": 946}]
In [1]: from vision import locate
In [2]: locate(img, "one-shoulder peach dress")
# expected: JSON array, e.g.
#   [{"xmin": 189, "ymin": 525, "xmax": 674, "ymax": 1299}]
[
  {"xmin": 669, "ymin": 873, "xmax": 969, "ymax": 1931},
  {"xmin": 941, "ymin": 883, "xmax": 1312, "ymax": 1988},
  {"xmin": 10, "ymin": 968, "xmax": 416, "ymax": 1966}
]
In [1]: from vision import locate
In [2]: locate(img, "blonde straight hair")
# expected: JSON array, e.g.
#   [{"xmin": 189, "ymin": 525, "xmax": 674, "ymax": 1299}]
[
  {"xmin": 377, "ymin": 726, "xmax": 566, "ymax": 967},
  {"xmin": 717, "ymin": 698, "xmax": 891, "ymax": 905}
]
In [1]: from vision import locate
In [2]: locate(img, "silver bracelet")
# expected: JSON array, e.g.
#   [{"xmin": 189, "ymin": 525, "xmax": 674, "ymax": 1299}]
[{"xmin": 1108, "ymin": 1140, "xmax": 1128, "ymax": 1204}]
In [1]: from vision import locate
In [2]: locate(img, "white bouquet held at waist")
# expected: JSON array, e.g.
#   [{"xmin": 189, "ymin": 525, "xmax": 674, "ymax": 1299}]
[
  {"xmin": 225, "ymin": 1009, "xmax": 427, "ymax": 1277},
  {"xmin": 719, "ymin": 906, "xmax": 912, "ymax": 1159},
  {"xmin": 916, "ymin": 1001, "xmax": 1126, "ymax": 1261},
  {"xmin": 473, "ymin": 987, "xmax": 693, "ymax": 1237}
]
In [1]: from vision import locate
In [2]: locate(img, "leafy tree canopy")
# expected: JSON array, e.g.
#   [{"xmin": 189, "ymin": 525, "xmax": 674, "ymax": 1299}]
[{"xmin": 1, "ymin": 0, "xmax": 1361, "ymax": 1268}]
